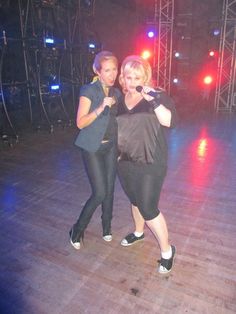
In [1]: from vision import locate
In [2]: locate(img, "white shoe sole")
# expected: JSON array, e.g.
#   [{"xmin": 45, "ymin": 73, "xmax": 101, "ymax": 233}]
[
  {"xmin": 103, "ymin": 235, "xmax": 112, "ymax": 242},
  {"xmin": 120, "ymin": 238, "xmax": 144, "ymax": 247},
  {"xmin": 70, "ymin": 239, "xmax": 80, "ymax": 250}
]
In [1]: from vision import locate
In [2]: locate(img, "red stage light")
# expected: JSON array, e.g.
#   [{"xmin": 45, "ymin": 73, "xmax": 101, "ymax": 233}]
[
  {"xmin": 141, "ymin": 50, "xmax": 151, "ymax": 59},
  {"xmin": 209, "ymin": 50, "xmax": 216, "ymax": 57},
  {"xmin": 203, "ymin": 75, "xmax": 213, "ymax": 85},
  {"xmin": 209, "ymin": 51, "xmax": 214, "ymax": 57}
]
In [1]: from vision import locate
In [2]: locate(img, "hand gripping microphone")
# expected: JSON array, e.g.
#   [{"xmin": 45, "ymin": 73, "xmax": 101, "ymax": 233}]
[
  {"xmin": 103, "ymin": 87, "xmax": 115, "ymax": 115},
  {"xmin": 136, "ymin": 86, "xmax": 161, "ymax": 98},
  {"xmin": 136, "ymin": 86, "xmax": 163, "ymax": 109}
]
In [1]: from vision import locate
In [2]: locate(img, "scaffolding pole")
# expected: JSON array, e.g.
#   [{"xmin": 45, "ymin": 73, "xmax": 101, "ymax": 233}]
[
  {"xmin": 214, "ymin": 0, "xmax": 236, "ymax": 113},
  {"xmin": 154, "ymin": 0, "xmax": 174, "ymax": 93}
]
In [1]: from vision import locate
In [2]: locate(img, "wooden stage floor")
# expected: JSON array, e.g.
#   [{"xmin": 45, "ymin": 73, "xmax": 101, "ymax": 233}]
[{"xmin": 0, "ymin": 111, "xmax": 236, "ymax": 313}]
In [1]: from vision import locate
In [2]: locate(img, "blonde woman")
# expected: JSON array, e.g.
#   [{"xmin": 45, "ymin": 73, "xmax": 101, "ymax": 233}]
[
  {"xmin": 117, "ymin": 55, "xmax": 177, "ymax": 274},
  {"xmin": 70, "ymin": 51, "xmax": 121, "ymax": 249}
]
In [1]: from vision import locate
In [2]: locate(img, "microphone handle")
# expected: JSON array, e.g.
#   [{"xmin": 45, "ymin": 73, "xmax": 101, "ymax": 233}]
[
  {"xmin": 103, "ymin": 86, "xmax": 115, "ymax": 115},
  {"xmin": 103, "ymin": 105, "xmax": 110, "ymax": 116},
  {"xmin": 147, "ymin": 90, "xmax": 162, "ymax": 98},
  {"xmin": 147, "ymin": 90, "xmax": 158, "ymax": 98}
]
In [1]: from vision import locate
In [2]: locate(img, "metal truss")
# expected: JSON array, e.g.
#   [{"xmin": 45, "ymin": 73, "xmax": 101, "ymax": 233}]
[
  {"xmin": 214, "ymin": 0, "xmax": 236, "ymax": 113},
  {"xmin": 153, "ymin": 0, "xmax": 174, "ymax": 93},
  {"xmin": 0, "ymin": 0, "xmax": 97, "ymax": 138},
  {"xmin": 0, "ymin": 32, "xmax": 19, "ymax": 144}
]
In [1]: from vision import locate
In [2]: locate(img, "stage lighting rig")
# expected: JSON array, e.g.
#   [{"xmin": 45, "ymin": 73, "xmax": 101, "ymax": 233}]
[
  {"xmin": 87, "ymin": 41, "xmax": 101, "ymax": 56},
  {"xmin": 88, "ymin": 42, "xmax": 96, "ymax": 54},
  {"xmin": 43, "ymin": 36, "xmax": 66, "ymax": 49}
]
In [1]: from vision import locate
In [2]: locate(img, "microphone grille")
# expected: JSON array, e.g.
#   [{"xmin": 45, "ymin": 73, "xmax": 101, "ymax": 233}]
[{"xmin": 136, "ymin": 86, "xmax": 143, "ymax": 93}]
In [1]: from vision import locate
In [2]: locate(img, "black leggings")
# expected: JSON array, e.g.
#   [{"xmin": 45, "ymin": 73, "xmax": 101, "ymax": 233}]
[
  {"xmin": 74, "ymin": 141, "xmax": 117, "ymax": 235},
  {"xmin": 117, "ymin": 160, "xmax": 165, "ymax": 220}
]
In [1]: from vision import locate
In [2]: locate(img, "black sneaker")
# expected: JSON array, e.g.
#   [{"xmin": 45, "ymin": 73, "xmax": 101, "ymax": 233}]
[
  {"xmin": 158, "ymin": 245, "xmax": 176, "ymax": 274},
  {"xmin": 121, "ymin": 232, "xmax": 144, "ymax": 246}
]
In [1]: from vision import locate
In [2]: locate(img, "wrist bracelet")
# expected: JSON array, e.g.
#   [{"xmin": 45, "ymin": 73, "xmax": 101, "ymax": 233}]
[{"xmin": 149, "ymin": 99, "xmax": 161, "ymax": 110}]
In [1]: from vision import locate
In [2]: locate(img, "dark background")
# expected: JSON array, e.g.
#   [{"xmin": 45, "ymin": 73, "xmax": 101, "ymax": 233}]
[{"xmin": 0, "ymin": 0, "xmax": 223, "ymax": 136}]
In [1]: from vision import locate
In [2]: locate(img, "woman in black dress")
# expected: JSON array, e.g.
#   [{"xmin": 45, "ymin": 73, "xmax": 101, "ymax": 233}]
[{"xmin": 117, "ymin": 55, "xmax": 177, "ymax": 274}]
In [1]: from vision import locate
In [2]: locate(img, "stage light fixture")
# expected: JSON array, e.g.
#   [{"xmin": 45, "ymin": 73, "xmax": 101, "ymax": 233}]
[
  {"xmin": 141, "ymin": 50, "xmax": 151, "ymax": 60},
  {"xmin": 209, "ymin": 50, "xmax": 215, "ymax": 57},
  {"xmin": 213, "ymin": 29, "xmax": 220, "ymax": 36},
  {"xmin": 203, "ymin": 75, "xmax": 213, "ymax": 85},
  {"xmin": 147, "ymin": 31, "xmax": 155, "ymax": 38},
  {"xmin": 45, "ymin": 37, "xmax": 54, "ymax": 44},
  {"xmin": 50, "ymin": 84, "xmax": 60, "ymax": 91},
  {"xmin": 173, "ymin": 78, "xmax": 179, "ymax": 84},
  {"xmin": 88, "ymin": 43, "xmax": 95, "ymax": 49},
  {"xmin": 174, "ymin": 52, "xmax": 180, "ymax": 58}
]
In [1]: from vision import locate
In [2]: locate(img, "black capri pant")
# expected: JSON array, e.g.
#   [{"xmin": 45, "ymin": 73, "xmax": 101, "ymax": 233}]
[{"xmin": 117, "ymin": 160, "xmax": 166, "ymax": 220}]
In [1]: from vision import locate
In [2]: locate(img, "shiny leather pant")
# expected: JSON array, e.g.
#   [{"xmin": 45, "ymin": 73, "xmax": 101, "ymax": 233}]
[{"xmin": 73, "ymin": 141, "xmax": 117, "ymax": 238}]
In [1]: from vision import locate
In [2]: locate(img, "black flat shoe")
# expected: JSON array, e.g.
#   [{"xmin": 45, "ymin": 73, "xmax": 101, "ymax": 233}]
[
  {"xmin": 158, "ymin": 245, "xmax": 176, "ymax": 274},
  {"xmin": 121, "ymin": 232, "xmax": 144, "ymax": 246}
]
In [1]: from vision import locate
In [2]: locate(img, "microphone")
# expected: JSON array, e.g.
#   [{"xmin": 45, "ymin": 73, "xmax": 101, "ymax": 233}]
[
  {"xmin": 103, "ymin": 106, "xmax": 110, "ymax": 115},
  {"xmin": 136, "ymin": 85, "xmax": 161, "ymax": 98},
  {"xmin": 103, "ymin": 87, "xmax": 115, "ymax": 115}
]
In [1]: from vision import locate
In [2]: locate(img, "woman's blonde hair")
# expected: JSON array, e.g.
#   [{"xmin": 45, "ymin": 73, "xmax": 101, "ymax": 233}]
[
  {"xmin": 93, "ymin": 50, "xmax": 118, "ymax": 74},
  {"xmin": 119, "ymin": 55, "xmax": 153, "ymax": 93}
]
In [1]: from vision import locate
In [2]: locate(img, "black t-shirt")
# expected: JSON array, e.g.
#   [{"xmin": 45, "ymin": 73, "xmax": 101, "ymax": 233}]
[
  {"xmin": 117, "ymin": 93, "xmax": 177, "ymax": 169},
  {"xmin": 102, "ymin": 103, "xmax": 118, "ymax": 142}
]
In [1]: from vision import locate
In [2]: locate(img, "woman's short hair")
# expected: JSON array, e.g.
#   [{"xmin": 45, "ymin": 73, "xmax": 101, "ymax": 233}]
[
  {"xmin": 119, "ymin": 55, "xmax": 153, "ymax": 92},
  {"xmin": 93, "ymin": 50, "xmax": 118, "ymax": 74}
]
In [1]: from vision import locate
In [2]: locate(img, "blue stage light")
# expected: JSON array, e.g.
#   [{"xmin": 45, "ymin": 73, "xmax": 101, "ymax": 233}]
[
  {"xmin": 89, "ymin": 43, "xmax": 95, "ymax": 49},
  {"xmin": 213, "ymin": 29, "xmax": 220, "ymax": 36},
  {"xmin": 147, "ymin": 31, "xmax": 155, "ymax": 38},
  {"xmin": 50, "ymin": 85, "xmax": 60, "ymax": 90},
  {"xmin": 45, "ymin": 38, "xmax": 54, "ymax": 44}
]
